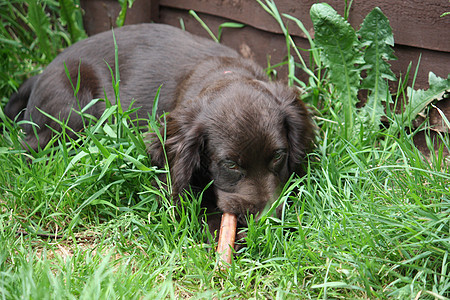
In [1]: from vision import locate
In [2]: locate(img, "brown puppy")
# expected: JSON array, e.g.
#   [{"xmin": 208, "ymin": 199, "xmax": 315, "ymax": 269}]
[{"xmin": 5, "ymin": 23, "xmax": 314, "ymax": 235}]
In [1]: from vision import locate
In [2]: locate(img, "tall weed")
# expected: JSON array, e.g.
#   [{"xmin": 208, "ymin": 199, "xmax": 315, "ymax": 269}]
[{"xmin": 262, "ymin": 1, "xmax": 449, "ymax": 141}]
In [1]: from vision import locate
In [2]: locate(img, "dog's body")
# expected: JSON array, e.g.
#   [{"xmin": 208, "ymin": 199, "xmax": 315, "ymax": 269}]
[
  {"xmin": 5, "ymin": 23, "xmax": 314, "ymax": 234},
  {"xmin": 6, "ymin": 24, "xmax": 239, "ymax": 149}
]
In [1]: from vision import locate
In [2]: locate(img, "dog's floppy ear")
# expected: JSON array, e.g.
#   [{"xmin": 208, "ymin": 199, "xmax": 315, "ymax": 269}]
[
  {"xmin": 147, "ymin": 104, "xmax": 205, "ymax": 196},
  {"xmin": 281, "ymin": 87, "xmax": 314, "ymax": 174},
  {"xmin": 265, "ymin": 82, "xmax": 315, "ymax": 174}
]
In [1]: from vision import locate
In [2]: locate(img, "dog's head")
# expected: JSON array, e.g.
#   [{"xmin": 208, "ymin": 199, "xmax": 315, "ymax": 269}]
[{"xmin": 149, "ymin": 79, "xmax": 314, "ymax": 225}]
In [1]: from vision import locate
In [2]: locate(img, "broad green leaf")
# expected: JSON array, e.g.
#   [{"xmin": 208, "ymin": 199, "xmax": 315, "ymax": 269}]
[
  {"xmin": 358, "ymin": 7, "xmax": 397, "ymax": 128},
  {"xmin": 311, "ymin": 3, "xmax": 363, "ymax": 138},
  {"xmin": 397, "ymin": 72, "xmax": 450, "ymax": 127}
]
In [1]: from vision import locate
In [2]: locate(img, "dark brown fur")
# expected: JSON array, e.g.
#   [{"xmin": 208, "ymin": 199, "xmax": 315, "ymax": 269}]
[{"xmin": 5, "ymin": 23, "xmax": 314, "ymax": 235}]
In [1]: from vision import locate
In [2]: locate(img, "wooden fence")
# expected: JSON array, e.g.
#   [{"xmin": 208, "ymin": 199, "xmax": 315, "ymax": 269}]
[{"xmin": 80, "ymin": 0, "xmax": 449, "ymax": 89}]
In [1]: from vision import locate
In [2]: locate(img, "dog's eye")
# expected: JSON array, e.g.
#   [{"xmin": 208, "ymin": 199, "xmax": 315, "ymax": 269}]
[
  {"xmin": 217, "ymin": 159, "xmax": 244, "ymax": 187},
  {"xmin": 273, "ymin": 149, "xmax": 287, "ymax": 163},
  {"xmin": 223, "ymin": 160, "xmax": 239, "ymax": 170}
]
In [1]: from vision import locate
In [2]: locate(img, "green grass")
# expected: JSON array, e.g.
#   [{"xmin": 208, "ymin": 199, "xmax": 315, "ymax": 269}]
[{"xmin": 1, "ymin": 1, "xmax": 449, "ymax": 299}]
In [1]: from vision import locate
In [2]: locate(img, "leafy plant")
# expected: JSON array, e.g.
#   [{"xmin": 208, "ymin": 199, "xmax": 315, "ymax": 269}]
[
  {"xmin": 396, "ymin": 72, "xmax": 450, "ymax": 129},
  {"xmin": 261, "ymin": 1, "xmax": 449, "ymax": 140},
  {"xmin": 358, "ymin": 7, "xmax": 397, "ymax": 128},
  {"xmin": 310, "ymin": 3, "xmax": 363, "ymax": 139},
  {"xmin": 310, "ymin": 3, "xmax": 450, "ymax": 137}
]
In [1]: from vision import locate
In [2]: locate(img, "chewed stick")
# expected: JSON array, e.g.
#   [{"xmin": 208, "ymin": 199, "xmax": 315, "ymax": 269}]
[{"xmin": 216, "ymin": 212, "xmax": 237, "ymax": 266}]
